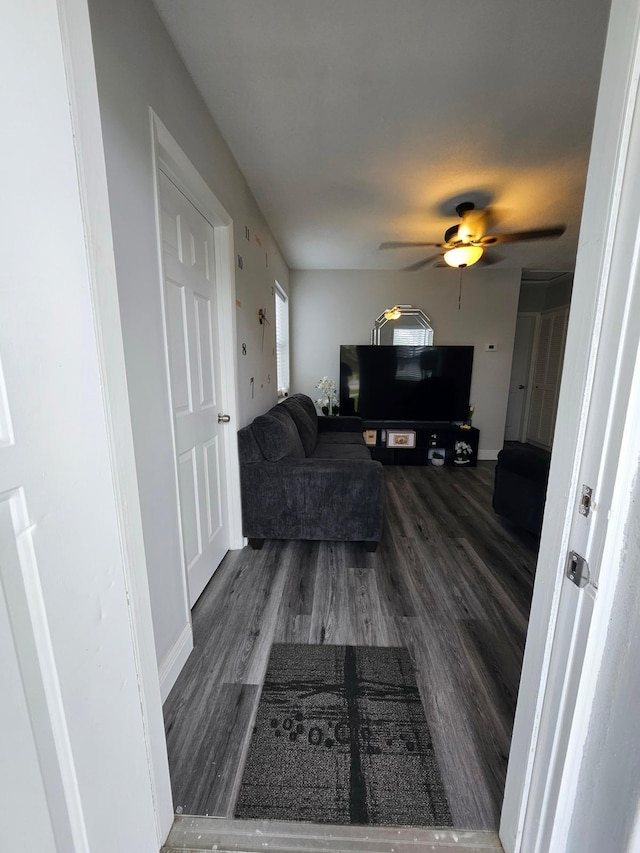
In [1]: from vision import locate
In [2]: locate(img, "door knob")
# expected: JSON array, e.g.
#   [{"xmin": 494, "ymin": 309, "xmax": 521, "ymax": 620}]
[
  {"xmin": 518, "ymin": 384, "xmax": 525, "ymax": 389},
  {"xmin": 218, "ymin": 413, "xmax": 231, "ymax": 423}
]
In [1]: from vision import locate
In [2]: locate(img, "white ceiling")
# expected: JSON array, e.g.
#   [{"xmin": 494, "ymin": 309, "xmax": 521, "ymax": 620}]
[{"xmin": 151, "ymin": 0, "xmax": 610, "ymax": 272}]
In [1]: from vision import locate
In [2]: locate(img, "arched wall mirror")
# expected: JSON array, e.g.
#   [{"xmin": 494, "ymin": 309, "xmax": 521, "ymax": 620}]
[{"xmin": 371, "ymin": 304, "xmax": 434, "ymax": 345}]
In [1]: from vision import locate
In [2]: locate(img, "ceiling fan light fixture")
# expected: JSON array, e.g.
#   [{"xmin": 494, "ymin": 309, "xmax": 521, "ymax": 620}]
[
  {"xmin": 384, "ymin": 306, "xmax": 402, "ymax": 320},
  {"xmin": 443, "ymin": 244, "xmax": 483, "ymax": 268}
]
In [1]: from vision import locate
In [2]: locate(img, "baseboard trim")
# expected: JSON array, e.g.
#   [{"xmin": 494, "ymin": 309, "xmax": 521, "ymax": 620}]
[
  {"xmin": 478, "ymin": 450, "xmax": 499, "ymax": 461},
  {"xmin": 162, "ymin": 816, "xmax": 503, "ymax": 852},
  {"xmin": 159, "ymin": 622, "xmax": 193, "ymax": 703}
]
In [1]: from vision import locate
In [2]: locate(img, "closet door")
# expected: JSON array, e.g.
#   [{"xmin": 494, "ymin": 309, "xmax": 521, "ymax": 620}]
[
  {"xmin": 505, "ymin": 313, "xmax": 537, "ymax": 441},
  {"xmin": 526, "ymin": 306, "xmax": 569, "ymax": 448},
  {"xmin": 158, "ymin": 171, "xmax": 230, "ymax": 607}
]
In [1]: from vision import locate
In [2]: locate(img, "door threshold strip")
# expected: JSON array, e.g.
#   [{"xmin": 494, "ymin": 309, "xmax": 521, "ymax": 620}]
[{"xmin": 162, "ymin": 815, "xmax": 503, "ymax": 853}]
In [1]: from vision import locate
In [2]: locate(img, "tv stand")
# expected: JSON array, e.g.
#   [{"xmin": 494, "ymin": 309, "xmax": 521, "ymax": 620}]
[{"xmin": 362, "ymin": 420, "xmax": 479, "ymax": 466}]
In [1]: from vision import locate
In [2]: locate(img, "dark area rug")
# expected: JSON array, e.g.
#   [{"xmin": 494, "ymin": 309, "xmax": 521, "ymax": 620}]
[{"xmin": 235, "ymin": 643, "xmax": 452, "ymax": 827}]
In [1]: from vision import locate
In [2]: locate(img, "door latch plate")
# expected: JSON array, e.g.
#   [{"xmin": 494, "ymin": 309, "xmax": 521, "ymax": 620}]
[
  {"xmin": 566, "ymin": 550, "xmax": 590, "ymax": 588},
  {"xmin": 579, "ymin": 484, "xmax": 593, "ymax": 517}
]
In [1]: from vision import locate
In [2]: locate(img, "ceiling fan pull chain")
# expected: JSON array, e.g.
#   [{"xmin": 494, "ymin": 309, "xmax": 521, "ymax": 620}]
[{"xmin": 458, "ymin": 268, "xmax": 463, "ymax": 311}]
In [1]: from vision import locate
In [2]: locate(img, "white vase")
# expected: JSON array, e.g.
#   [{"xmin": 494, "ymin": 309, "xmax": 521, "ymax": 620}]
[{"xmin": 431, "ymin": 457, "xmax": 445, "ymax": 467}]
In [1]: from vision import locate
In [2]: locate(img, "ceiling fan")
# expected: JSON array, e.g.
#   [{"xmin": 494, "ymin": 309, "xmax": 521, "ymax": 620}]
[{"xmin": 379, "ymin": 202, "xmax": 565, "ymax": 270}]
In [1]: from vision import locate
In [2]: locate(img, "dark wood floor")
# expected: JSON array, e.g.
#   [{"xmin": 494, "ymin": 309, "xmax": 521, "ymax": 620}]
[{"xmin": 163, "ymin": 462, "xmax": 537, "ymax": 830}]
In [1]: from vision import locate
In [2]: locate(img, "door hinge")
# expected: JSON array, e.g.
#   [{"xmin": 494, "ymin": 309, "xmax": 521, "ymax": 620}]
[
  {"xmin": 566, "ymin": 550, "xmax": 590, "ymax": 588},
  {"xmin": 579, "ymin": 484, "xmax": 593, "ymax": 517}
]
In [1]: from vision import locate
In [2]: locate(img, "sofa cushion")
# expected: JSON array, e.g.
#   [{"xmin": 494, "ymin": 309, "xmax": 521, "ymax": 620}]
[
  {"xmin": 288, "ymin": 393, "xmax": 318, "ymax": 423},
  {"xmin": 251, "ymin": 407, "xmax": 305, "ymax": 461},
  {"xmin": 309, "ymin": 443, "xmax": 373, "ymax": 461},
  {"xmin": 316, "ymin": 431, "xmax": 367, "ymax": 446},
  {"xmin": 237, "ymin": 423, "xmax": 264, "ymax": 464},
  {"xmin": 280, "ymin": 396, "xmax": 318, "ymax": 456}
]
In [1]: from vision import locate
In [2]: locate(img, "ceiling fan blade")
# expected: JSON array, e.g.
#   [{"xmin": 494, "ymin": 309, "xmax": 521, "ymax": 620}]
[
  {"xmin": 479, "ymin": 226, "xmax": 565, "ymax": 246},
  {"xmin": 402, "ymin": 254, "xmax": 442, "ymax": 271},
  {"xmin": 379, "ymin": 241, "xmax": 444, "ymax": 250},
  {"xmin": 458, "ymin": 207, "xmax": 487, "ymax": 243}
]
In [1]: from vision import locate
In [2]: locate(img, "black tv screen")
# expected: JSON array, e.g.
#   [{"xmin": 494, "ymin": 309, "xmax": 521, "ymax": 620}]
[{"xmin": 339, "ymin": 345, "xmax": 474, "ymax": 422}]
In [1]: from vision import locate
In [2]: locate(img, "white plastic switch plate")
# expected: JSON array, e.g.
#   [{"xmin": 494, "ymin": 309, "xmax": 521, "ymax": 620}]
[{"xmin": 485, "ymin": 343, "xmax": 498, "ymax": 352}]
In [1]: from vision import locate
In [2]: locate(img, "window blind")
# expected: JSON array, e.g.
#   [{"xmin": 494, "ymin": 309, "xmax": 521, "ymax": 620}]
[
  {"xmin": 275, "ymin": 284, "xmax": 290, "ymax": 397},
  {"xmin": 392, "ymin": 327, "xmax": 434, "ymax": 346}
]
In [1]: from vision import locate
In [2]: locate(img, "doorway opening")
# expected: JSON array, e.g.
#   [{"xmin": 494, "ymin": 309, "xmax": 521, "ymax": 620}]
[
  {"xmin": 162, "ymin": 466, "xmax": 538, "ymax": 830},
  {"xmin": 153, "ymin": 156, "xmax": 557, "ymax": 841},
  {"xmin": 506, "ymin": 272, "xmax": 573, "ymax": 448}
]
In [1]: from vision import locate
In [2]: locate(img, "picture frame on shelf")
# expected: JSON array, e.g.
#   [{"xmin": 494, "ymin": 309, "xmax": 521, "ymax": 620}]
[
  {"xmin": 387, "ymin": 429, "xmax": 416, "ymax": 449},
  {"xmin": 363, "ymin": 429, "xmax": 377, "ymax": 446}
]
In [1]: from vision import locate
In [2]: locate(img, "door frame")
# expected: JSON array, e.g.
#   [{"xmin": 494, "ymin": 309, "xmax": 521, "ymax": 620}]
[
  {"xmin": 44, "ymin": 0, "xmax": 640, "ymax": 848},
  {"xmin": 150, "ymin": 112, "xmax": 244, "ymax": 607},
  {"xmin": 500, "ymin": 0, "xmax": 640, "ymax": 849},
  {"xmin": 25, "ymin": 0, "xmax": 174, "ymax": 845}
]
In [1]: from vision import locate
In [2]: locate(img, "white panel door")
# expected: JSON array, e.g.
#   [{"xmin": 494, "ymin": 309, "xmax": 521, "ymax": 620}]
[
  {"xmin": 505, "ymin": 314, "xmax": 537, "ymax": 441},
  {"xmin": 0, "ymin": 497, "xmax": 58, "ymax": 851},
  {"xmin": 526, "ymin": 307, "xmax": 569, "ymax": 448},
  {"xmin": 159, "ymin": 171, "xmax": 230, "ymax": 606}
]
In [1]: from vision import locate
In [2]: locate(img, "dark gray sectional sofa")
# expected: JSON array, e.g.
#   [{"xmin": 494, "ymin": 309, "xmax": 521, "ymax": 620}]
[{"xmin": 237, "ymin": 393, "xmax": 384, "ymax": 550}]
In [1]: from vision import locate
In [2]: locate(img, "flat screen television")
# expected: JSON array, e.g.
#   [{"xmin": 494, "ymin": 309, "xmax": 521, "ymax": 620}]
[{"xmin": 339, "ymin": 344, "xmax": 474, "ymax": 422}]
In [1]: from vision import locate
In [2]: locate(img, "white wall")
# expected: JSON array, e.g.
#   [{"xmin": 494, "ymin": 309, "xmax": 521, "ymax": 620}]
[
  {"xmin": 518, "ymin": 277, "xmax": 573, "ymax": 313},
  {"xmin": 290, "ymin": 268, "xmax": 521, "ymax": 458},
  {"xmin": 544, "ymin": 276, "xmax": 573, "ymax": 311},
  {"xmin": 518, "ymin": 282, "xmax": 547, "ymax": 313},
  {"xmin": 88, "ymin": 0, "xmax": 289, "ymax": 672}
]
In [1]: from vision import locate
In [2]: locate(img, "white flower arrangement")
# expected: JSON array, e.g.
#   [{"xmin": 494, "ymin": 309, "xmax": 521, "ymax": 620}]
[
  {"xmin": 454, "ymin": 440, "xmax": 473, "ymax": 457},
  {"xmin": 316, "ymin": 376, "xmax": 336, "ymax": 397},
  {"xmin": 315, "ymin": 376, "xmax": 339, "ymax": 415}
]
